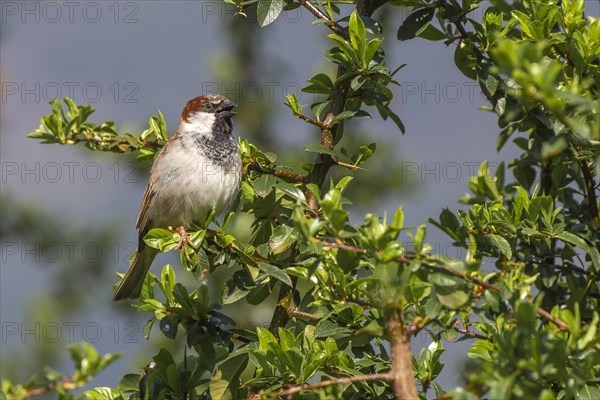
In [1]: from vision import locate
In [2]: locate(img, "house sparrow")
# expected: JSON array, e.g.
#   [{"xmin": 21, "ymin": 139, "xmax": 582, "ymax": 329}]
[{"xmin": 113, "ymin": 95, "xmax": 242, "ymax": 301}]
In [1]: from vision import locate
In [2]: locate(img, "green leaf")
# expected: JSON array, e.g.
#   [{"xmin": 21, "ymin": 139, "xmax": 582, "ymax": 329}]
[
  {"xmin": 556, "ymin": 232, "xmax": 599, "ymax": 271},
  {"xmin": 160, "ymin": 264, "xmax": 176, "ymax": 304},
  {"xmin": 315, "ymin": 320, "xmax": 351, "ymax": 338},
  {"xmin": 397, "ymin": 8, "xmax": 436, "ymax": 41},
  {"xmin": 159, "ymin": 314, "xmax": 180, "ymax": 339},
  {"xmin": 365, "ymin": 38, "xmax": 382, "ymax": 63},
  {"xmin": 429, "ymin": 272, "xmax": 470, "ymax": 309},
  {"xmin": 83, "ymin": 387, "xmax": 125, "ymax": 400},
  {"xmin": 257, "ymin": 0, "xmax": 284, "ymax": 27},
  {"xmin": 454, "ymin": 43, "xmax": 477, "ymax": 80},
  {"xmin": 269, "ymin": 224, "xmax": 296, "ymax": 254},
  {"xmin": 142, "ymin": 318, "xmax": 154, "ymax": 340},
  {"xmin": 489, "ymin": 234, "xmax": 512, "ymax": 259},
  {"xmin": 328, "ymin": 34, "xmax": 360, "ymax": 65},
  {"xmin": 305, "ymin": 143, "xmax": 338, "ymax": 157},
  {"xmin": 511, "ymin": 10, "xmax": 537, "ymax": 39},
  {"xmin": 117, "ymin": 374, "xmax": 141, "ymax": 393},
  {"xmin": 349, "ymin": 11, "xmax": 367, "ymax": 66},
  {"xmin": 321, "ymin": 188, "xmax": 348, "ymax": 231},
  {"xmin": 341, "ymin": 110, "xmax": 372, "ymax": 124},
  {"xmin": 467, "ymin": 340, "xmax": 494, "ymax": 362},
  {"xmin": 304, "ymin": 74, "xmax": 334, "ymax": 95},
  {"xmin": 376, "ymin": 103, "xmax": 405, "ymax": 133},
  {"xmin": 144, "ymin": 229, "xmax": 179, "ymax": 252},
  {"xmin": 256, "ymin": 261, "xmax": 292, "ymax": 286},
  {"xmin": 416, "ymin": 24, "xmax": 446, "ymax": 41},
  {"xmin": 285, "ymin": 93, "xmax": 300, "ymax": 113}
]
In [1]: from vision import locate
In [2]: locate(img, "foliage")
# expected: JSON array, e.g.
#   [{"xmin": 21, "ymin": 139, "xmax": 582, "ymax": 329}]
[
  {"xmin": 1, "ymin": 342, "xmax": 121, "ymax": 400},
  {"xmin": 6, "ymin": 0, "xmax": 599, "ymax": 399}
]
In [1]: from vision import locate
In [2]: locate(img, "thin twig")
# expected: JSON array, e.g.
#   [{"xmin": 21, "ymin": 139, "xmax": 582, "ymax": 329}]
[
  {"xmin": 272, "ymin": 372, "xmax": 393, "ymax": 397},
  {"xmin": 246, "ymin": 161, "xmax": 306, "ymax": 183},
  {"xmin": 297, "ymin": 0, "xmax": 348, "ymax": 38},
  {"xmin": 69, "ymin": 136, "xmax": 163, "ymax": 150},
  {"xmin": 290, "ymin": 308, "xmax": 322, "ymax": 321},
  {"xmin": 293, "ymin": 111, "xmax": 329, "ymax": 129},
  {"xmin": 318, "ymin": 239, "xmax": 413, "ymax": 265},
  {"xmin": 337, "ymin": 160, "xmax": 366, "ymax": 171},
  {"xmin": 453, "ymin": 325, "xmax": 487, "ymax": 341},
  {"xmin": 534, "ymin": 306, "xmax": 570, "ymax": 332},
  {"xmin": 22, "ymin": 378, "xmax": 74, "ymax": 399},
  {"xmin": 439, "ymin": 263, "xmax": 500, "ymax": 292}
]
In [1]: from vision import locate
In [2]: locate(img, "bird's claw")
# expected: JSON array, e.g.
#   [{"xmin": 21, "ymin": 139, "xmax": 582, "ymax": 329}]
[{"xmin": 173, "ymin": 226, "xmax": 198, "ymax": 264}]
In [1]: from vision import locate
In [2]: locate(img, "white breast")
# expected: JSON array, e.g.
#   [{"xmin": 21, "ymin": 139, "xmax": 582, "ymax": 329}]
[{"xmin": 146, "ymin": 115, "xmax": 241, "ymax": 228}]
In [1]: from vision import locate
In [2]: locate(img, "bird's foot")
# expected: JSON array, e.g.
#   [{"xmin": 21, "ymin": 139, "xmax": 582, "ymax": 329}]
[{"xmin": 173, "ymin": 226, "xmax": 198, "ymax": 263}]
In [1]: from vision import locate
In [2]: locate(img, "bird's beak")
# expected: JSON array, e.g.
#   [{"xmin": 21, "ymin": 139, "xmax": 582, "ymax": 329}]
[{"xmin": 217, "ymin": 100, "xmax": 237, "ymax": 116}]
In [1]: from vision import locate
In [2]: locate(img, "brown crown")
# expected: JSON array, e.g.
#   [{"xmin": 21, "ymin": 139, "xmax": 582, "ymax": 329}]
[{"xmin": 181, "ymin": 94, "xmax": 229, "ymax": 122}]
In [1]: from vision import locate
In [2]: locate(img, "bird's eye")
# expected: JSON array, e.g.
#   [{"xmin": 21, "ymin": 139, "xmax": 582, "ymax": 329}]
[{"xmin": 205, "ymin": 103, "xmax": 213, "ymax": 109}]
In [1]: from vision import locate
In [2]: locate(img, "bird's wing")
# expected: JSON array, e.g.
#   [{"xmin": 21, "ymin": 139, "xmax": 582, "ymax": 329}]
[
  {"xmin": 135, "ymin": 133, "xmax": 178, "ymax": 233},
  {"xmin": 136, "ymin": 180, "xmax": 156, "ymax": 232}
]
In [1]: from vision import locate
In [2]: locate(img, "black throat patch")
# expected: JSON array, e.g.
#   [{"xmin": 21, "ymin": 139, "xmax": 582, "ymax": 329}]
[{"xmin": 194, "ymin": 116, "xmax": 237, "ymax": 165}]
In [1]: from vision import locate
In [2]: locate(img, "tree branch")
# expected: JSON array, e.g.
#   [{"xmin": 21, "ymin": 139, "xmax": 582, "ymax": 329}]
[
  {"xmin": 270, "ymin": 0, "xmax": 389, "ymax": 336},
  {"xmin": 290, "ymin": 307, "xmax": 322, "ymax": 321},
  {"xmin": 272, "ymin": 372, "xmax": 393, "ymax": 398},
  {"xmin": 22, "ymin": 378, "xmax": 74, "ymax": 399},
  {"xmin": 245, "ymin": 161, "xmax": 306, "ymax": 183},
  {"xmin": 320, "ymin": 239, "xmax": 599, "ymax": 351},
  {"xmin": 67, "ymin": 136, "xmax": 163, "ymax": 152},
  {"xmin": 297, "ymin": 0, "xmax": 348, "ymax": 39},
  {"xmin": 388, "ymin": 308, "xmax": 419, "ymax": 400},
  {"xmin": 303, "ymin": 0, "xmax": 387, "ymax": 212},
  {"xmin": 578, "ymin": 158, "xmax": 600, "ymax": 230}
]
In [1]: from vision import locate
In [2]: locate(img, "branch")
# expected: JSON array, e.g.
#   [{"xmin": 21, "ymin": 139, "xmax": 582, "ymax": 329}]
[
  {"xmin": 578, "ymin": 158, "xmax": 600, "ymax": 230},
  {"xmin": 22, "ymin": 378, "xmax": 74, "ymax": 399},
  {"xmin": 272, "ymin": 372, "xmax": 393, "ymax": 398},
  {"xmin": 269, "ymin": 0, "xmax": 388, "ymax": 332},
  {"xmin": 67, "ymin": 136, "xmax": 163, "ymax": 152},
  {"xmin": 292, "ymin": 110, "xmax": 329, "ymax": 129},
  {"xmin": 387, "ymin": 308, "xmax": 419, "ymax": 400},
  {"xmin": 320, "ymin": 240, "xmax": 599, "ymax": 351},
  {"xmin": 319, "ymin": 239, "xmax": 413, "ymax": 263},
  {"xmin": 437, "ymin": 263, "xmax": 500, "ymax": 292},
  {"xmin": 245, "ymin": 161, "xmax": 306, "ymax": 183},
  {"xmin": 290, "ymin": 308, "xmax": 322, "ymax": 321},
  {"xmin": 297, "ymin": 0, "xmax": 348, "ymax": 39},
  {"xmin": 453, "ymin": 324, "xmax": 487, "ymax": 341},
  {"xmin": 337, "ymin": 160, "xmax": 366, "ymax": 171},
  {"xmin": 303, "ymin": 0, "xmax": 386, "ymax": 212}
]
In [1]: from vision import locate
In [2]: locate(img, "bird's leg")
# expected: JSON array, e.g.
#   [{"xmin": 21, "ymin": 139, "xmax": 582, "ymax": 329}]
[{"xmin": 173, "ymin": 226, "xmax": 198, "ymax": 263}]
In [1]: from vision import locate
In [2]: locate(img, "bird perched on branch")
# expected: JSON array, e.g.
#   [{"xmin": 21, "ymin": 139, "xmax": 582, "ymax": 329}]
[{"xmin": 113, "ymin": 94, "xmax": 242, "ymax": 301}]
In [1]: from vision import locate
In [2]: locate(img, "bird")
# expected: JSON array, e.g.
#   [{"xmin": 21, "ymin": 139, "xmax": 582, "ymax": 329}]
[{"xmin": 113, "ymin": 94, "xmax": 242, "ymax": 301}]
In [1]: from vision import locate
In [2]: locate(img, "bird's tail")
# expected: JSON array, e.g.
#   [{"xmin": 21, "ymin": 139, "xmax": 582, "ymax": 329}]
[{"xmin": 113, "ymin": 243, "xmax": 158, "ymax": 301}]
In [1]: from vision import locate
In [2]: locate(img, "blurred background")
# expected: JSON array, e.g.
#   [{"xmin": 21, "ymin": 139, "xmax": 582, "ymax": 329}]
[{"xmin": 1, "ymin": 0, "xmax": 599, "ymax": 393}]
